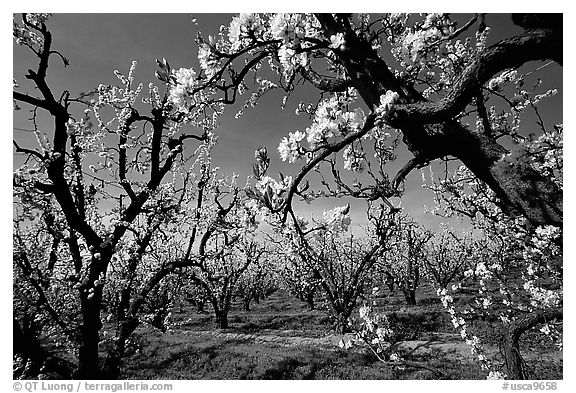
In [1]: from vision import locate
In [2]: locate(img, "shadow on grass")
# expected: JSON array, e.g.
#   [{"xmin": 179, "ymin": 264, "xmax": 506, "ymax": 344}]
[
  {"xmin": 122, "ymin": 334, "xmax": 399, "ymax": 380},
  {"xmin": 125, "ymin": 288, "xmax": 561, "ymax": 380}
]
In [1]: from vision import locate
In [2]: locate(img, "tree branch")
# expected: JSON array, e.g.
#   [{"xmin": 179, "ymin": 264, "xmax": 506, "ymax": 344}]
[
  {"xmin": 390, "ymin": 28, "xmax": 561, "ymax": 125},
  {"xmin": 392, "ymin": 156, "xmax": 427, "ymax": 191},
  {"xmin": 299, "ymin": 68, "xmax": 350, "ymax": 92},
  {"xmin": 13, "ymin": 91, "xmax": 49, "ymax": 110},
  {"xmin": 13, "ymin": 140, "xmax": 45, "ymax": 160}
]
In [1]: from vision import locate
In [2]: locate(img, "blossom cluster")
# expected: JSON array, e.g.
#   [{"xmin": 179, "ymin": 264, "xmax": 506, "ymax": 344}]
[
  {"xmin": 436, "ymin": 288, "xmax": 503, "ymax": 378},
  {"xmin": 168, "ymin": 67, "xmax": 198, "ymax": 110},
  {"xmin": 269, "ymin": 13, "xmax": 321, "ymax": 80},
  {"xmin": 253, "ymin": 175, "xmax": 293, "ymax": 211},
  {"xmin": 342, "ymin": 143, "xmax": 366, "ymax": 172},
  {"xmin": 487, "ymin": 70, "xmax": 518, "ymax": 91},
  {"xmin": 400, "ymin": 13, "xmax": 453, "ymax": 62},
  {"xmin": 228, "ymin": 13, "xmax": 264, "ymax": 51},
  {"xmin": 277, "ymin": 91, "xmax": 367, "ymax": 168},
  {"xmin": 339, "ymin": 303, "xmax": 402, "ymax": 364},
  {"xmin": 307, "ymin": 94, "xmax": 366, "ymax": 147},
  {"xmin": 278, "ymin": 131, "xmax": 305, "ymax": 163},
  {"xmin": 321, "ymin": 205, "xmax": 351, "ymax": 233},
  {"xmin": 425, "ymin": 119, "xmax": 563, "ymax": 378},
  {"xmin": 375, "ymin": 90, "xmax": 400, "ymax": 121},
  {"xmin": 13, "ymin": 14, "xmax": 51, "ymax": 48}
]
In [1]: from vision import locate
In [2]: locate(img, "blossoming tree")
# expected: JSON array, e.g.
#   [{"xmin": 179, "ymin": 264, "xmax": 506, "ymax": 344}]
[
  {"xmin": 181, "ymin": 14, "xmax": 561, "ymax": 378},
  {"xmin": 422, "ymin": 228, "xmax": 477, "ymax": 290},
  {"xmin": 377, "ymin": 214, "xmax": 433, "ymax": 306},
  {"xmin": 13, "ymin": 14, "xmax": 224, "ymax": 379},
  {"xmin": 248, "ymin": 153, "xmax": 399, "ymax": 333},
  {"xmin": 273, "ymin": 243, "xmax": 321, "ymax": 310},
  {"xmin": 167, "ymin": 13, "xmax": 562, "ymax": 230},
  {"xmin": 419, "ymin": 66, "xmax": 562, "ymax": 377},
  {"xmin": 235, "ymin": 253, "xmax": 278, "ymax": 311},
  {"xmin": 14, "ymin": 12, "xmax": 562, "ymax": 381},
  {"xmin": 424, "ymin": 160, "xmax": 562, "ymax": 379}
]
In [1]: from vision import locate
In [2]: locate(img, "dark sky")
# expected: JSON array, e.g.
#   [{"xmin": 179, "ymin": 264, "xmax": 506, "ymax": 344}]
[{"xmin": 12, "ymin": 13, "xmax": 563, "ymax": 233}]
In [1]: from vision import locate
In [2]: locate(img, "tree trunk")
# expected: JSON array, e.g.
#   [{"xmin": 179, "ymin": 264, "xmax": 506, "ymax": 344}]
[
  {"xmin": 197, "ymin": 299, "xmax": 205, "ymax": 313},
  {"xmin": 384, "ymin": 271, "xmax": 395, "ymax": 292},
  {"xmin": 75, "ymin": 295, "xmax": 103, "ymax": 379},
  {"xmin": 101, "ymin": 317, "xmax": 138, "ymax": 379},
  {"xmin": 305, "ymin": 292, "xmax": 315, "ymax": 310},
  {"xmin": 403, "ymin": 289, "xmax": 417, "ymax": 306},
  {"xmin": 456, "ymin": 131, "xmax": 562, "ymax": 228},
  {"xmin": 502, "ymin": 309, "xmax": 562, "ymax": 379},
  {"xmin": 13, "ymin": 317, "xmax": 74, "ymax": 379},
  {"xmin": 215, "ymin": 311, "xmax": 229, "ymax": 329},
  {"xmin": 13, "ymin": 317, "xmax": 39, "ymax": 360},
  {"xmin": 13, "ymin": 317, "xmax": 44, "ymax": 378},
  {"xmin": 333, "ymin": 309, "xmax": 353, "ymax": 334},
  {"xmin": 243, "ymin": 297, "xmax": 251, "ymax": 312},
  {"xmin": 315, "ymin": 15, "xmax": 562, "ymax": 228},
  {"xmin": 403, "ymin": 257, "xmax": 417, "ymax": 306},
  {"xmin": 212, "ymin": 299, "xmax": 229, "ymax": 329}
]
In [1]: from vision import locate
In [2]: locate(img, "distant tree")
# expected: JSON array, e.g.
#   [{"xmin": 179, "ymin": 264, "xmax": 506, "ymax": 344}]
[
  {"xmin": 182, "ymin": 282, "xmax": 209, "ymax": 313},
  {"xmin": 266, "ymin": 200, "xmax": 397, "ymax": 333},
  {"xmin": 188, "ymin": 238, "xmax": 264, "ymax": 328},
  {"xmin": 146, "ymin": 164, "xmax": 263, "ymax": 330},
  {"xmin": 422, "ymin": 228, "xmax": 475, "ymax": 290},
  {"xmin": 379, "ymin": 215, "xmax": 432, "ymax": 306},
  {"xmin": 274, "ymin": 247, "xmax": 321, "ymax": 310},
  {"xmin": 235, "ymin": 255, "xmax": 277, "ymax": 311}
]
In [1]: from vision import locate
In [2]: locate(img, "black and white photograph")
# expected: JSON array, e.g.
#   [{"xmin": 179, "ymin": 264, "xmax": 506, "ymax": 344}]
[{"xmin": 12, "ymin": 9, "xmax": 564, "ymax": 384}]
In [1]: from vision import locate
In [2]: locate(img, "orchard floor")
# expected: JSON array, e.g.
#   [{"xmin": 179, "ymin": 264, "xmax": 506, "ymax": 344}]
[{"xmin": 119, "ymin": 287, "xmax": 562, "ymax": 380}]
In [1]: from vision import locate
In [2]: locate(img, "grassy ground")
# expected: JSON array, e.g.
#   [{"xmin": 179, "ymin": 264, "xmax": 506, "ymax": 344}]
[{"xmin": 119, "ymin": 285, "xmax": 562, "ymax": 380}]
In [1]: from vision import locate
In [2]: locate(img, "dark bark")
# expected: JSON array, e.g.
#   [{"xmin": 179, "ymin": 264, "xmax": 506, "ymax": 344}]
[
  {"xmin": 448, "ymin": 125, "xmax": 562, "ymax": 227},
  {"xmin": 333, "ymin": 309, "xmax": 353, "ymax": 334},
  {"xmin": 392, "ymin": 29, "xmax": 562, "ymax": 123},
  {"xmin": 502, "ymin": 309, "xmax": 562, "ymax": 379},
  {"xmin": 403, "ymin": 290, "xmax": 417, "ymax": 306},
  {"xmin": 403, "ymin": 252, "xmax": 418, "ymax": 306},
  {"xmin": 13, "ymin": 318, "xmax": 74, "ymax": 379},
  {"xmin": 305, "ymin": 291, "xmax": 315, "ymax": 310},
  {"xmin": 314, "ymin": 15, "xmax": 562, "ymax": 228},
  {"xmin": 383, "ymin": 271, "xmax": 395, "ymax": 292},
  {"xmin": 243, "ymin": 296, "xmax": 252, "ymax": 311},
  {"xmin": 75, "ymin": 289, "xmax": 104, "ymax": 379},
  {"xmin": 75, "ymin": 249, "xmax": 112, "ymax": 378},
  {"xmin": 215, "ymin": 311, "xmax": 229, "ymax": 329},
  {"xmin": 196, "ymin": 299, "xmax": 206, "ymax": 313}
]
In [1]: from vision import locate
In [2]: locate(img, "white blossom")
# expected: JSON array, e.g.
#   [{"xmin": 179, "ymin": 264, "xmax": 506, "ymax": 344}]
[
  {"xmin": 329, "ymin": 33, "xmax": 345, "ymax": 50},
  {"xmin": 278, "ymin": 130, "xmax": 305, "ymax": 163}
]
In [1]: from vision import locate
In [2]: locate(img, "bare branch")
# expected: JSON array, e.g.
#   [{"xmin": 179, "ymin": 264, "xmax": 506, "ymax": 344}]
[
  {"xmin": 392, "ymin": 156, "xmax": 427, "ymax": 191},
  {"xmin": 13, "ymin": 140, "xmax": 44, "ymax": 161},
  {"xmin": 13, "ymin": 91, "xmax": 49, "ymax": 110}
]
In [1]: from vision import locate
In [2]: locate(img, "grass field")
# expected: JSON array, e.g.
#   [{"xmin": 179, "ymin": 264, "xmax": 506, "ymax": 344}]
[{"xmin": 117, "ymin": 285, "xmax": 562, "ymax": 380}]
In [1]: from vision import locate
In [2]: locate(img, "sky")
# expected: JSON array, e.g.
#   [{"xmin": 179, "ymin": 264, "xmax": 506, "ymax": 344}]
[{"xmin": 12, "ymin": 12, "xmax": 563, "ymax": 234}]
